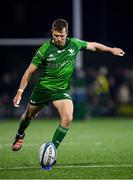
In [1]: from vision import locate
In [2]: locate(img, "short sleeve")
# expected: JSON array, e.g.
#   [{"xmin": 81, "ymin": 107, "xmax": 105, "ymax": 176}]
[
  {"xmin": 31, "ymin": 41, "xmax": 50, "ymax": 67},
  {"xmin": 72, "ymin": 38, "xmax": 87, "ymax": 50}
]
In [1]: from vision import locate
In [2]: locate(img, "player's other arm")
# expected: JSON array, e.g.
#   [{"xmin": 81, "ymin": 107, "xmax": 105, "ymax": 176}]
[
  {"xmin": 87, "ymin": 42, "xmax": 125, "ymax": 56},
  {"xmin": 13, "ymin": 63, "xmax": 37, "ymax": 107}
]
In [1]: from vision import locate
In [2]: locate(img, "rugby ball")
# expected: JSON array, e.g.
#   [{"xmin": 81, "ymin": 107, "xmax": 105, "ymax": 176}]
[{"xmin": 38, "ymin": 142, "xmax": 56, "ymax": 169}]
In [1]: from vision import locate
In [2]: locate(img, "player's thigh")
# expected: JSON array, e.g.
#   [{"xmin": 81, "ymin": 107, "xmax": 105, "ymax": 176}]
[
  {"xmin": 22, "ymin": 103, "xmax": 44, "ymax": 119},
  {"xmin": 52, "ymin": 99, "xmax": 74, "ymax": 120}
]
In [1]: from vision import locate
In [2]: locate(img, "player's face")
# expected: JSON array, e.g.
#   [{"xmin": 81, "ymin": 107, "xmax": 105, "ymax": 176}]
[{"xmin": 52, "ymin": 28, "xmax": 68, "ymax": 46}]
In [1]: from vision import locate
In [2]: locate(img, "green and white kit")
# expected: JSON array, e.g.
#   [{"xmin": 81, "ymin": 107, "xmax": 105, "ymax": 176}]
[{"xmin": 30, "ymin": 37, "xmax": 87, "ymax": 105}]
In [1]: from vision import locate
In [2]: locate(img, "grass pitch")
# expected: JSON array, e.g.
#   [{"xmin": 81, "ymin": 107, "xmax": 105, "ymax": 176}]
[{"xmin": 0, "ymin": 117, "xmax": 133, "ymax": 179}]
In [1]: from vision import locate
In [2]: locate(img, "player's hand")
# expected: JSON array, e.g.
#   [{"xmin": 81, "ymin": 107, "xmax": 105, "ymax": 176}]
[
  {"xmin": 13, "ymin": 89, "xmax": 23, "ymax": 107},
  {"xmin": 13, "ymin": 95, "xmax": 21, "ymax": 107},
  {"xmin": 112, "ymin": 47, "xmax": 125, "ymax": 56}
]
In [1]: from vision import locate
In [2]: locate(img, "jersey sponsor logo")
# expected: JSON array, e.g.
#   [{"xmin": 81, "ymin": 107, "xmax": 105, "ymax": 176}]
[
  {"xmin": 46, "ymin": 58, "xmax": 56, "ymax": 61},
  {"xmin": 68, "ymin": 48, "xmax": 74, "ymax": 53},
  {"xmin": 57, "ymin": 49, "xmax": 65, "ymax": 53},
  {"xmin": 47, "ymin": 59, "xmax": 74, "ymax": 68},
  {"xmin": 49, "ymin": 54, "xmax": 54, "ymax": 57},
  {"xmin": 46, "ymin": 54, "xmax": 56, "ymax": 61}
]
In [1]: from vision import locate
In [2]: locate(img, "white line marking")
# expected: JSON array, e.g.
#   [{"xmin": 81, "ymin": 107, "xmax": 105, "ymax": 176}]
[
  {"xmin": 0, "ymin": 38, "xmax": 49, "ymax": 46},
  {"xmin": 0, "ymin": 143, "xmax": 39, "ymax": 147},
  {"xmin": 0, "ymin": 164, "xmax": 133, "ymax": 170},
  {"xmin": 0, "ymin": 141, "xmax": 103, "ymax": 147}
]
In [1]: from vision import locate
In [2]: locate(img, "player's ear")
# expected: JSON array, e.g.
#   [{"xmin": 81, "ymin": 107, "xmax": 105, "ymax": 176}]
[
  {"xmin": 51, "ymin": 29, "xmax": 54, "ymax": 36},
  {"xmin": 66, "ymin": 30, "xmax": 69, "ymax": 35}
]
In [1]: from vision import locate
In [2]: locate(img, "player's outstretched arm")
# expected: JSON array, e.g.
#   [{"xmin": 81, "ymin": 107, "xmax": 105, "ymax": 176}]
[
  {"xmin": 13, "ymin": 63, "xmax": 37, "ymax": 107},
  {"xmin": 87, "ymin": 42, "xmax": 125, "ymax": 56}
]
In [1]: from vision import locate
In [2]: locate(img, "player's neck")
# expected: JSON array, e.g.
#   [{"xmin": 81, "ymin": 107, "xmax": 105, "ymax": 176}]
[{"xmin": 52, "ymin": 39, "xmax": 67, "ymax": 47}]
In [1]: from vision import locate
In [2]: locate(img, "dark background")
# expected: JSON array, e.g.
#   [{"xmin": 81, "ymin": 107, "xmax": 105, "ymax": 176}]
[
  {"xmin": 0, "ymin": 0, "xmax": 132, "ymax": 68},
  {"xmin": 0, "ymin": 0, "xmax": 133, "ymax": 118},
  {"xmin": 0, "ymin": 0, "xmax": 132, "ymax": 48},
  {"xmin": 0, "ymin": 0, "xmax": 132, "ymax": 59}
]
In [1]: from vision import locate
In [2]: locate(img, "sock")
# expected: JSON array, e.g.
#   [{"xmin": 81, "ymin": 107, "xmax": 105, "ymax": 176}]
[
  {"xmin": 17, "ymin": 117, "xmax": 31, "ymax": 135},
  {"xmin": 52, "ymin": 124, "xmax": 69, "ymax": 149}
]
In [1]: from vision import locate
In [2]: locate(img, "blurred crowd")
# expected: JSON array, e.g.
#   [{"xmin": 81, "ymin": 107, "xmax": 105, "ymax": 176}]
[
  {"xmin": 0, "ymin": 65, "xmax": 133, "ymax": 119},
  {"xmin": 85, "ymin": 66, "xmax": 133, "ymax": 117}
]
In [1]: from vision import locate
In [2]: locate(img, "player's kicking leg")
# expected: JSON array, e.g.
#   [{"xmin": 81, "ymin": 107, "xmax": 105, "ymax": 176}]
[{"xmin": 12, "ymin": 103, "xmax": 43, "ymax": 151}]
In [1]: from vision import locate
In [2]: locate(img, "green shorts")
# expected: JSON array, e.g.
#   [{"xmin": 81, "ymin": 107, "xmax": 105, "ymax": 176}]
[{"xmin": 29, "ymin": 87, "xmax": 72, "ymax": 106}]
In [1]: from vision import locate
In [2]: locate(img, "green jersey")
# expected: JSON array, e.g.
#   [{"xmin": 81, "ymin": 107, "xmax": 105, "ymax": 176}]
[{"xmin": 31, "ymin": 37, "xmax": 87, "ymax": 90}]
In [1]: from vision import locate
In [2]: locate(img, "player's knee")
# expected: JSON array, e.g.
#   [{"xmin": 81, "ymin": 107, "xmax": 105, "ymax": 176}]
[
  {"xmin": 62, "ymin": 114, "xmax": 73, "ymax": 127},
  {"xmin": 21, "ymin": 112, "xmax": 33, "ymax": 120}
]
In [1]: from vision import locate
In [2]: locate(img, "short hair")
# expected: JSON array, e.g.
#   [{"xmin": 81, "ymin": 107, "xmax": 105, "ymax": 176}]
[{"xmin": 52, "ymin": 19, "xmax": 68, "ymax": 32}]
